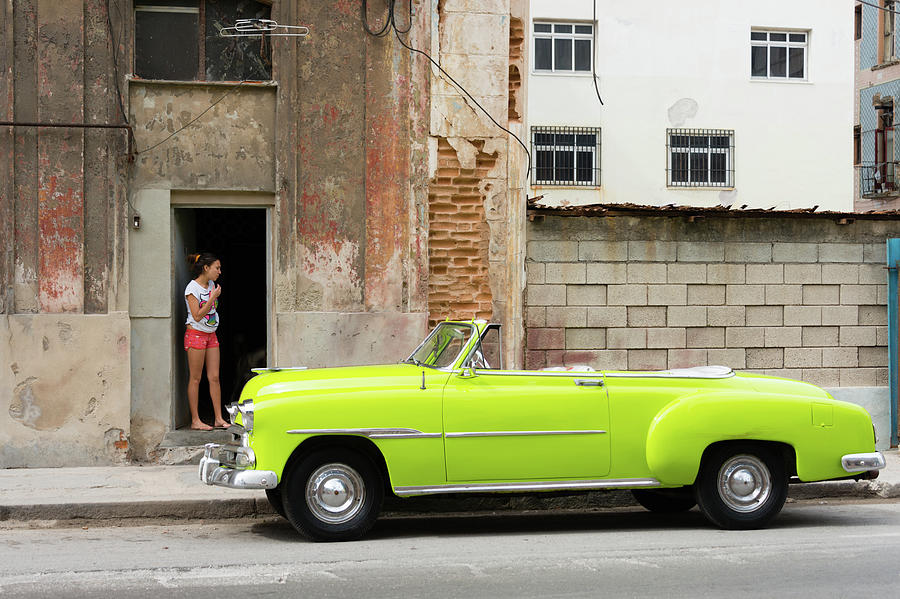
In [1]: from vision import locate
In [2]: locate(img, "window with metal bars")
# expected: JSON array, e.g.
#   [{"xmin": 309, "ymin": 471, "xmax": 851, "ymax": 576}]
[
  {"xmin": 666, "ymin": 129, "xmax": 734, "ymax": 188},
  {"xmin": 531, "ymin": 126, "xmax": 601, "ymax": 186}
]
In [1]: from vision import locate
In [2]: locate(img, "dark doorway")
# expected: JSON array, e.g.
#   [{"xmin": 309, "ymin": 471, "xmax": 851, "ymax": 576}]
[{"xmin": 173, "ymin": 207, "xmax": 268, "ymax": 429}]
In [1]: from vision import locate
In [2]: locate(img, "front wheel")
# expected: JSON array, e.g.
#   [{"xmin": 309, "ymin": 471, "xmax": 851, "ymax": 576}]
[
  {"xmin": 265, "ymin": 487, "xmax": 286, "ymax": 519},
  {"xmin": 694, "ymin": 444, "xmax": 788, "ymax": 530},
  {"xmin": 282, "ymin": 448, "xmax": 384, "ymax": 541}
]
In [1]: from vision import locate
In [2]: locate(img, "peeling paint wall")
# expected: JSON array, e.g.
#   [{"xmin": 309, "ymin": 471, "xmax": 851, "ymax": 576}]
[
  {"xmin": 271, "ymin": 0, "xmax": 433, "ymax": 368},
  {"xmin": 0, "ymin": 0, "xmax": 130, "ymax": 466},
  {"xmin": 129, "ymin": 82, "xmax": 276, "ymax": 192}
]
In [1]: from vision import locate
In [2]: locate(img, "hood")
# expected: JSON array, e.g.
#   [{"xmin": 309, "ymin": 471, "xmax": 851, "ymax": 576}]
[{"xmin": 238, "ymin": 363, "xmax": 440, "ymax": 404}]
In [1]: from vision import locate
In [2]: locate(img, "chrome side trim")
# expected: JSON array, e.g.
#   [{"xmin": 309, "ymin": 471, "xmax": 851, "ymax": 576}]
[
  {"xmin": 394, "ymin": 478, "xmax": 661, "ymax": 497},
  {"xmin": 286, "ymin": 428, "xmax": 442, "ymax": 439},
  {"xmin": 841, "ymin": 452, "xmax": 886, "ymax": 472},
  {"xmin": 445, "ymin": 430, "xmax": 607, "ymax": 438}
]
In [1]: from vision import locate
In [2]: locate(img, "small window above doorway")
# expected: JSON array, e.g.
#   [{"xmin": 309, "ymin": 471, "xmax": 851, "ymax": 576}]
[{"xmin": 135, "ymin": 0, "xmax": 274, "ymax": 81}]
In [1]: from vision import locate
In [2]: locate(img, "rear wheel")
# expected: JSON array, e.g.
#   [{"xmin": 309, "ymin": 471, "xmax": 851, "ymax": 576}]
[
  {"xmin": 694, "ymin": 444, "xmax": 787, "ymax": 530},
  {"xmin": 631, "ymin": 487, "xmax": 696, "ymax": 513},
  {"xmin": 282, "ymin": 448, "xmax": 384, "ymax": 541}
]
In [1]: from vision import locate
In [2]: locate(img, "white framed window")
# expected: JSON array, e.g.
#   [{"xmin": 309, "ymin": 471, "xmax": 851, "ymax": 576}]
[
  {"xmin": 533, "ymin": 22, "xmax": 593, "ymax": 73},
  {"xmin": 751, "ymin": 29, "xmax": 808, "ymax": 80},
  {"xmin": 532, "ymin": 126, "xmax": 601, "ymax": 186},
  {"xmin": 667, "ymin": 129, "xmax": 734, "ymax": 188}
]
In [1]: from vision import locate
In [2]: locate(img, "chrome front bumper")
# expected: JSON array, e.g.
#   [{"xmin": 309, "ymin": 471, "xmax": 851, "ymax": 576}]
[
  {"xmin": 199, "ymin": 443, "xmax": 278, "ymax": 489},
  {"xmin": 841, "ymin": 452, "xmax": 886, "ymax": 473}
]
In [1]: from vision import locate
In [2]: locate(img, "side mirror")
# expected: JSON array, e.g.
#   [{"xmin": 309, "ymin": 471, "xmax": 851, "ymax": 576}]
[{"xmin": 458, "ymin": 367, "xmax": 477, "ymax": 378}]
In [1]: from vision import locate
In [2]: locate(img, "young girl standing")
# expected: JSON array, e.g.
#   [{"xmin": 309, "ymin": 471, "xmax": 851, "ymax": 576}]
[{"xmin": 184, "ymin": 252, "xmax": 228, "ymax": 430}]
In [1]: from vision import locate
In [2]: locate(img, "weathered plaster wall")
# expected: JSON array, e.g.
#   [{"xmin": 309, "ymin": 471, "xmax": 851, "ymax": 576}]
[
  {"xmin": 0, "ymin": 1, "xmax": 130, "ymax": 466},
  {"xmin": 129, "ymin": 82, "xmax": 276, "ymax": 191},
  {"xmin": 427, "ymin": 0, "xmax": 527, "ymax": 367},
  {"xmin": 0, "ymin": 313, "xmax": 131, "ymax": 467},
  {"xmin": 276, "ymin": 312, "xmax": 428, "ymax": 368},
  {"xmin": 1, "ymin": 0, "xmax": 127, "ymax": 315},
  {"xmin": 269, "ymin": 0, "xmax": 431, "ymax": 368},
  {"xmin": 1, "ymin": 0, "xmax": 14, "ymax": 315}
]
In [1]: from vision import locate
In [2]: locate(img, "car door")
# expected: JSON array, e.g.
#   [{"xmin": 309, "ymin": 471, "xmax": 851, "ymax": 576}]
[{"xmin": 442, "ymin": 369, "xmax": 611, "ymax": 482}]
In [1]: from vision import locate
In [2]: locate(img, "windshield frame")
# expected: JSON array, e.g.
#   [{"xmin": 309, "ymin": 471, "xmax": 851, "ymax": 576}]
[
  {"xmin": 404, "ymin": 322, "xmax": 477, "ymax": 370},
  {"xmin": 461, "ymin": 323, "xmax": 503, "ymax": 370}
]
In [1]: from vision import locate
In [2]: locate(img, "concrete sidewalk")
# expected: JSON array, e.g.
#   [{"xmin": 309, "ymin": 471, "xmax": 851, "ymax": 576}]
[{"xmin": 2, "ymin": 451, "xmax": 899, "ymax": 523}]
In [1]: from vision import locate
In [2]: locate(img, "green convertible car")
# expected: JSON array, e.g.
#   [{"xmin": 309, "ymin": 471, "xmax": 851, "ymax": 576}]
[{"xmin": 200, "ymin": 319, "xmax": 885, "ymax": 541}]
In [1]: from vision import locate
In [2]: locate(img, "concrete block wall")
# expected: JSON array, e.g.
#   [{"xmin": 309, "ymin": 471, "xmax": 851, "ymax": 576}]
[{"xmin": 525, "ymin": 214, "xmax": 900, "ymax": 389}]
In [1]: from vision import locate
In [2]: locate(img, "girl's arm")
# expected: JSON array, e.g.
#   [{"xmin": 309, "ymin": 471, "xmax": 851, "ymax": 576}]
[{"xmin": 186, "ymin": 294, "xmax": 213, "ymax": 321}]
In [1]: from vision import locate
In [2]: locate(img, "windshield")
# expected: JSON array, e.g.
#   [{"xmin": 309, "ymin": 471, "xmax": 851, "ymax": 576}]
[{"xmin": 406, "ymin": 322, "xmax": 475, "ymax": 369}]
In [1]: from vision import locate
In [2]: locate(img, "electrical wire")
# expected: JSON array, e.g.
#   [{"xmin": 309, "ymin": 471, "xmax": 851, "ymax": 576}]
[
  {"xmin": 592, "ymin": 0, "xmax": 604, "ymax": 106},
  {"xmin": 135, "ymin": 81, "xmax": 245, "ymax": 155},
  {"xmin": 859, "ymin": 0, "xmax": 900, "ymax": 16},
  {"xmin": 105, "ymin": 0, "xmax": 128, "ymax": 126},
  {"xmin": 362, "ymin": 0, "xmax": 392, "ymax": 37},
  {"xmin": 105, "ymin": 0, "xmax": 136, "ymax": 155},
  {"xmin": 363, "ymin": 0, "xmax": 532, "ymax": 178}
]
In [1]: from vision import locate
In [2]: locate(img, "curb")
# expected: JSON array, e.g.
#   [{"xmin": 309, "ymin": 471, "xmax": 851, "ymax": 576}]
[
  {"xmin": 2, "ymin": 480, "xmax": 898, "ymax": 523},
  {"xmin": 0, "ymin": 498, "xmax": 275, "ymax": 522}
]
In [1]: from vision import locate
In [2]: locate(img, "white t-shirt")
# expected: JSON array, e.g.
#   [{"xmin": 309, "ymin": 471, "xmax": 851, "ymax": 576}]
[{"xmin": 184, "ymin": 280, "xmax": 220, "ymax": 333}]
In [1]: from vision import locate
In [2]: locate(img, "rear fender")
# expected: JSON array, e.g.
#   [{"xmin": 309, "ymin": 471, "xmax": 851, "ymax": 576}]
[{"xmin": 645, "ymin": 392, "xmax": 809, "ymax": 485}]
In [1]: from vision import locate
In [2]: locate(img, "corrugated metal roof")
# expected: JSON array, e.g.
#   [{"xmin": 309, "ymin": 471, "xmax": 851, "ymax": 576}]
[{"xmin": 526, "ymin": 197, "xmax": 900, "ymax": 221}]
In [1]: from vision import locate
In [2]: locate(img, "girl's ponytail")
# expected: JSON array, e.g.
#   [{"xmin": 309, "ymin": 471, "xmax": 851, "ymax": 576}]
[{"xmin": 186, "ymin": 252, "xmax": 218, "ymax": 278}]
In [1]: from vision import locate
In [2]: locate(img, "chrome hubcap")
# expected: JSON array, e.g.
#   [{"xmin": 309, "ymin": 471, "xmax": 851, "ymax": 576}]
[
  {"xmin": 717, "ymin": 454, "xmax": 771, "ymax": 513},
  {"xmin": 306, "ymin": 463, "xmax": 365, "ymax": 524}
]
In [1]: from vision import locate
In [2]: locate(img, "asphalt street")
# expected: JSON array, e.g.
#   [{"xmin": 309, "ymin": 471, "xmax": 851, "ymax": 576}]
[{"xmin": 1, "ymin": 499, "xmax": 898, "ymax": 598}]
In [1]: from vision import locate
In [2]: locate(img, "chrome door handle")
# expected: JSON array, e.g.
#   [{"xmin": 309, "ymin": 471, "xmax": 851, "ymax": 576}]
[{"xmin": 574, "ymin": 379, "xmax": 604, "ymax": 387}]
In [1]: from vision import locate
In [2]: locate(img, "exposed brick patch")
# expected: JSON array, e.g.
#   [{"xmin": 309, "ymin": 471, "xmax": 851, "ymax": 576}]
[
  {"xmin": 508, "ymin": 16, "xmax": 524, "ymax": 122},
  {"xmin": 427, "ymin": 138, "xmax": 497, "ymax": 327}
]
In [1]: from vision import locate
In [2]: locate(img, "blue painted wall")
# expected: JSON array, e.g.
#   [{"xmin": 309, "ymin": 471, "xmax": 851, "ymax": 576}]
[{"xmin": 860, "ymin": 2, "xmax": 899, "ymax": 70}]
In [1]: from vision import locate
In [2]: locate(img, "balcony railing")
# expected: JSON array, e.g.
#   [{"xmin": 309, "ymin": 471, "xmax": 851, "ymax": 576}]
[{"xmin": 860, "ymin": 162, "xmax": 899, "ymax": 197}]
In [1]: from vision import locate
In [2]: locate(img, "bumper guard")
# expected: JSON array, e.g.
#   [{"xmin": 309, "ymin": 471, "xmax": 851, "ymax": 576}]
[
  {"xmin": 199, "ymin": 443, "xmax": 278, "ymax": 489},
  {"xmin": 841, "ymin": 452, "xmax": 886, "ymax": 473}
]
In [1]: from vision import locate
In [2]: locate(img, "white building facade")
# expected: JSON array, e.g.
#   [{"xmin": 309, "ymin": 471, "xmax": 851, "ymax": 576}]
[{"xmin": 528, "ymin": 0, "xmax": 854, "ymax": 211}]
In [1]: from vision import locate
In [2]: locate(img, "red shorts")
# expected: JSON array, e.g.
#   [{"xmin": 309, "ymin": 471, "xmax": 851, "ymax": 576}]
[{"xmin": 184, "ymin": 328, "xmax": 219, "ymax": 351}]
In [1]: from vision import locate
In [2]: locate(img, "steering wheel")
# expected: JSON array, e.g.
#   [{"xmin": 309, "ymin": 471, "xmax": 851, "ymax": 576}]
[{"xmin": 470, "ymin": 350, "xmax": 490, "ymax": 369}]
